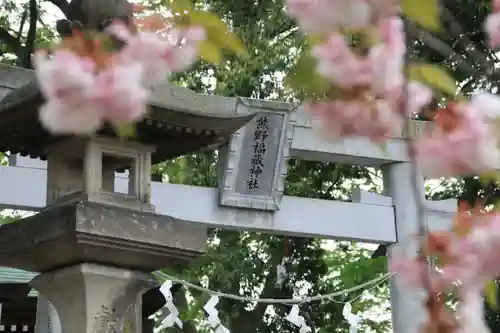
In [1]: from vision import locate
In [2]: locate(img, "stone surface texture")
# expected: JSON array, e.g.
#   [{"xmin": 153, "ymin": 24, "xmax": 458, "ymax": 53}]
[
  {"xmin": 0, "ymin": 199, "xmax": 206, "ymax": 272},
  {"xmin": 30, "ymin": 263, "xmax": 156, "ymax": 333}
]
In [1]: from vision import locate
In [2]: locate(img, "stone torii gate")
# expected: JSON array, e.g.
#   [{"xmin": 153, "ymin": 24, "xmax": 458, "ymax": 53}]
[{"xmin": 0, "ymin": 64, "xmax": 457, "ymax": 333}]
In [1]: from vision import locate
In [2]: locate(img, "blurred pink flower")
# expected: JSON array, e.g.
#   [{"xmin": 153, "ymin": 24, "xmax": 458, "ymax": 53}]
[
  {"xmin": 34, "ymin": 50, "xmax": 96, "ymax": 101},
  {"xmin": 34, "ymin": 50, "xmax": 104, "ymax": 134},
  {"xmin": 389, "ymin": 250, "xmax": 429, "ymax": 290},
  {"xmin": 485, "ymin": 0, "xmax": 500, "ymax": 48},
  {"xmin": 306, "ymin": 99, "xmax": 407, "ymax": 141},
  {"xmin": 457, "ymin": 287, "xmax": 491, "ymax": 333},
  {"xmin": 39, "ymin": 100, "xmax": 103, "ymax": 135},
  {"xmin": 469, "ymin": 91, "xmax": 500, "ymax": 120},
  {"xmin": 305, "ymin": 82, "xmax": 431, "ymax": 141},
  {"xmin": 405, "ymin": 82, "xmax": 433, "ymax": 116},
  {"xmin": 414, "ymin": 101, "xmax": 500, "ymax": 178},
  {"xmin": 305, "ymin": 16, "xmax": 432, "ymax": 141},
  {"xmin": 311, "ymin": 33, "xmax": 372, "ymax": 88},
  {"xmin": 370, "ymin": 17, "xmax": 405, "ymax": 96},
  {"xmin": 162, "ymin": 26, "xmax": 205, "ymax": 72},
  {"xmin": 92, "ymin": 63, "xmax": 149, "ymax": 123},
  {"xmin": 34, "ymin": 21, "xmax": 204, "ymax": 135},
  {"xmin": 109, "ymin": 22, "xmax": 205, "ymax": 86},
  {"xmin": 485, "ymin": 13, "xmax": 500, "ymax": 49},
  {"xmin": 285, "ymin": 0, "xmax": 371, "ymax": 34}
]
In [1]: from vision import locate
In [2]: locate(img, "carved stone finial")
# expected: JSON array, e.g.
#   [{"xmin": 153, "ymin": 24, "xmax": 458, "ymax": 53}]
[{"xmin": 56, "ymin": 0, "xmax": 134, "ymax": 37}]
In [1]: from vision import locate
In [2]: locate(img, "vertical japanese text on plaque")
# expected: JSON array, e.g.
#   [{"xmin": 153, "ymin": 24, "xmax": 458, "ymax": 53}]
[{"xmin": 247, "ymin": 115, "xmax": 269, "ymax": 189}]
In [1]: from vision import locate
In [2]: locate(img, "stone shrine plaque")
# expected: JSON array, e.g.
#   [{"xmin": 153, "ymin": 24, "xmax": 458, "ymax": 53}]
[
  {"xmin": 218, "ymin": 98, "xmax": 295, "ymax": 211},
  {"xmin": 234, "ymin": 113, "xmax": 283, "ymax": 196}
]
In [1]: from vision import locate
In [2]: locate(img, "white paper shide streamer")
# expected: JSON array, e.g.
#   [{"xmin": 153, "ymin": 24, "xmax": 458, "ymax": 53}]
[
  {"xmin": 156, "ymin": 280, "xmax": 183, "ymax": 329},
  {"xmin": 203, "ymin": 296, "xmax": 230, "ymax": 333},
  {"xmin": 343, "ymin": 302, "xmax": 362, "ymax": 333},
  {"xmin": 204, "ymin": 296, "xmax": 230, "ymax": 333},
  {"xmin": 286, "ymin": 305, "xmax": 311, "ymax": 333}
]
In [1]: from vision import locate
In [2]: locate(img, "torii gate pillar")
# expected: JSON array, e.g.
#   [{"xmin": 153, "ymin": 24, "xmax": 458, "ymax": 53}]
[{"xmin": 383, "ymin": 163, "xmax": 426, "ymax": 333}]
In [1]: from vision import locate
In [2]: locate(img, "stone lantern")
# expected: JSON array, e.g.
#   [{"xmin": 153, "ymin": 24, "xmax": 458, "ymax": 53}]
[{"xmin": 0, "ymin": 64, "xmax": 254, "ymax": 332}]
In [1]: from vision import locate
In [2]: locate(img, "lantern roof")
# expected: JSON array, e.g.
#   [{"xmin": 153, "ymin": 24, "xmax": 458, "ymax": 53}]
[{"xmin": 0, "ymin": 64, "xmax": 254, "ymax": 163}]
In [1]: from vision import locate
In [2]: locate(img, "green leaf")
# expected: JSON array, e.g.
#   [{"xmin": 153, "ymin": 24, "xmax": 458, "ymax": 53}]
[
  {"xmin": 402, "ymin": 0, "xmax": 441, "ymax": 31},
  {"xmin": 285, "ymin": 51, "xmax": 331, "ymax": 100},
  {"xmin": 113, "ymin": 122, "xmax": 136, "ymax": 138},
  {"xmin": 198, "ymin": 40, "xmax": 222, "ymax": 64},
  {"xmin": 187, "ymin": 10, "xmax": 228, "ymax": 30},
  {"xmin": 163, "ymin": 0, "xmax": 193, "ymax": 14},
  {"xmin": 176, "ymin": 10, "xmax": 247, "ymax": 56},
  {"xmin": 408, "ymin": 64, "xmax": 457, "ymax": 97},
  {"xmin": 304, "ymin": 35, "xmax": 326, "ymax": 47},
  {"xmin": 485, "ymin": 280, "xmax": 498, "ymax": 309},
  {"xmin": 210, "ymin": 31, "xmax": 247, "ymax": 56},
  {"xmin": 480, "ymin": 171, "xmax": 500, "ymax": 186}
]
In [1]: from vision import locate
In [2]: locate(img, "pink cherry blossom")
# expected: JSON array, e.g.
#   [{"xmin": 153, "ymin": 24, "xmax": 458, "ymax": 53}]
[
  {"xmin": 414, "ymin": 100, "xmax": 500, "ymax": 178},
  {"xmin": 369, "ymin": 43, "xmax": 403, "ymax": 96},
  {"xmin": 33, "ymin": 50, "xmax": 105, "ymax": 134},
  {"xmin": 285, "ymin": 0, "xmax": 335, "ymax": 34},
  {"xmin": 306, "ymin": 100, "xmax": 369, "ymax": 140},
  {"xmin": 457, "ymin": 287, "xmax": 491, "ymax": 333},
  {"xmin": 162, "ymin": 26, "xmax": 205, "ymax": 72},
  {"xmin": 332, "ymin": 0, "xmax": 372, "ymax": 30},
  {"xmin": 305, "ymin": 82, "xmax": 431, "ymax": 141},
  {"xmin": 484, "ymin": 12, "xmax": 500, "ymax": 49},
  {"xmin": 367, "ymin": 0, "xmax": 401, "ymax": 19},
  {"xmin": 303, "ymin": 15, "xmax": 432, "ymax": 142},
  {"xmin": 33, "ymin": 50, "xmax": 96, "ymax": 101},
  {"xmin": 370, "ymin": 17, "xmax": 405, "ymax": 96},
  {"xmin": 376, "ymin": 16, "xmax": 405, "ymax": 54},
  {"xmin": 485, "ymin": 0, "xmax": 500, "ymax": 48},
  {"xmin": 116, "ymin": 31, "xmax": 172, "ymax": 86},
  {"xmin": 105, "ymin": 20, "xmax": 133, "ymax": 42},
  {"xmin": 306, "ymin": 98, "xmax": 406, "ymax": 141},
  {"xmin": 286, "ymin": 0, "xmax": 372, "ymax": 35},
  {"xmin": 92, "ymin": 63, "xmax": 149, "ymax": 123},
  {"xmin": 108, "ymin": 22, "xmax": 205, "ymax": 86},
  {"xmin": 311, "ymin": 33, "xmax": 372, "ymax": 88},
  {"xmin": 39, "ymin": 100, "xmax": 103, "ymax": 135},
  {"xmin": 414, "ymin": 123, "xmax": 498, "ymax": 178},
  {"xmin": 469, "ymin": 91, "xmax": 500, "ymax": 120},
  {"xmin": 405, "ymin": 82, "xmax": 433, "ymax": 116},
  {"xmin": 439, "ymin": 238, "xmax": 491, "ymax": 287},
  {"xmin": 289, "ymin": 1, "xmax": 500, "ymax": 330},
  {"xmin": 389, "ymin": 250, "xmax": 429, "ymax": 290},
  {"xmin": 420, "ymin": 208, "xmax": 500, "ymax": 289},
  {"xmin": 33, "ymin": 19, "xmax": 206, "ymax": 136}
]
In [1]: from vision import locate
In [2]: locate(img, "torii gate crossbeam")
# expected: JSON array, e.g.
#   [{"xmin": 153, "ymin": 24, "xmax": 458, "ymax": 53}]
[{"xmin": 0, "ymin": 64, "xmax": 459, "ymax": 333}]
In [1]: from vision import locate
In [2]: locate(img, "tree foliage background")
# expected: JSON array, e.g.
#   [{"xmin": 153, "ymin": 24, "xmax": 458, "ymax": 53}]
[{"xmin": 1, "ymin": 0, "xmax": 500, "ymax": 332}]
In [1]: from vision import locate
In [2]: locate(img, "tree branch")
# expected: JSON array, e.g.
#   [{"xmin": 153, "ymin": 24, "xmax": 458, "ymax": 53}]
[
  {"xmin": 0, "ymin": 27, "xmax": 22, "ymax": 56},
  {"xmin": 406, "ymin": 20, "xmax": 478, "ymax": 78},
  {"xmin": 229, "ymin": 244, "xmax": 287, "ymax": 333},
  {"xmin": 21, "ymin": 0, "xmax": 38, "ymax": 69},
  {"xmin": 18, "ymin": 9, "xmax": 28, "ymax": 40}
]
